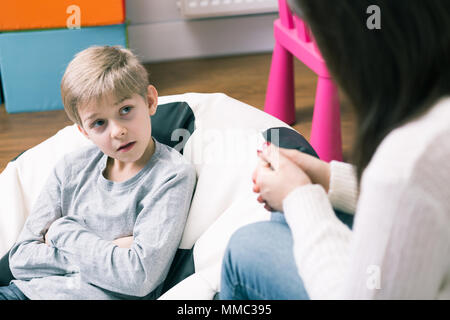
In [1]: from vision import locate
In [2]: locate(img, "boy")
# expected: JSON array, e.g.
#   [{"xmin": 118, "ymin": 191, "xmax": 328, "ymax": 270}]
[{"xmin": 0, "ymin": 46, "xmax": 197, "ymax": 300}]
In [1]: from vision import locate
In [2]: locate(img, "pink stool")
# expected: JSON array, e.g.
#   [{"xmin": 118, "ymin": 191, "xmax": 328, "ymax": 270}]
[{"xmin": 264, "ymin": 0, "xmax": 342, "ymax": 162}]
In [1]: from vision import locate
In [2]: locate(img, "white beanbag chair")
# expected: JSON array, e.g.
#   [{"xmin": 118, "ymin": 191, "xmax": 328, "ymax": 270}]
[{"xmin": 0, "ymin": 93, "xmax": 313, "ymax": 299}]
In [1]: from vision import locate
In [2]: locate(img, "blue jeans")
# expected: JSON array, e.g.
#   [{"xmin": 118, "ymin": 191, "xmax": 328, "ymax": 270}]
[
  {"xmin": 220, "ymin": 210, "xmax": 354, "ymax": 300},
  {"xmin": 0, "ymin": 283, "xmax": 29, "ymax": 300}
]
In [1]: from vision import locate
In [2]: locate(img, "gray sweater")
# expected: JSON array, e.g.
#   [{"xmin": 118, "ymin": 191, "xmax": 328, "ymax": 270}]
[{"xmin": 9, "ymin": 139, "xmax": 197, "ymax": 299}]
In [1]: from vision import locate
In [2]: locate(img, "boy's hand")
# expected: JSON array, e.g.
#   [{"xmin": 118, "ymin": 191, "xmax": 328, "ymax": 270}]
[
  {"xmin": 44, "ymin": 232, "xmax": 51, "ymax": 246},
  {"xmin": 113, "ymin": 236, "xmax": 134, "ymax": 249}
]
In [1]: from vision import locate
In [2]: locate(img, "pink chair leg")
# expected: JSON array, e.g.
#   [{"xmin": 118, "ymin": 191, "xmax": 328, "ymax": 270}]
[
  {"xmin": 264, "ymin": 42, "xmax": 296, "ymax": 125},
  {"xmin": 310, "ymin": 77, "xmax": 343, "ymax": 162}
]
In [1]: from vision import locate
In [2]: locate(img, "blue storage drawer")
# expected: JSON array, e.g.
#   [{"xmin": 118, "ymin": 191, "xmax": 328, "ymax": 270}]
[{"xmin": 0, "ymin": 24, "xmax": 127, "ymax": 113}]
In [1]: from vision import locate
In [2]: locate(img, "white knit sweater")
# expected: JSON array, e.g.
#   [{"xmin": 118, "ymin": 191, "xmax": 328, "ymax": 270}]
[{"xmin": 283, "ymin": 97, "xmax": 450, "ymax": 299}]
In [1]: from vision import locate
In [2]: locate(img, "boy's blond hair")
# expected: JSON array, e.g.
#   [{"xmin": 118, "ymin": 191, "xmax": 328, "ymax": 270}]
[{"xmin": 61, "ymin": 45, "xmax": 149, "ymax": 126}]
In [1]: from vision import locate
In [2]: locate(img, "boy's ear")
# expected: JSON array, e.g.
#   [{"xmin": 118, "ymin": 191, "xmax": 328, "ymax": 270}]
[
  {"xmin": 77, "ymin": 124, "xmax": 90, "ymax": 139},
  {"xmin": 147, "ymin": 85, "xmax": 158, "ymax": 116}
]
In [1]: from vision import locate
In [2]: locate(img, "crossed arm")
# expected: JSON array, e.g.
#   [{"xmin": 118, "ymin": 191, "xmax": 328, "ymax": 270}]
[
  {"xmin": 9, "ymin": 169, "xmax": 72, "ymax": 280},
  {"xmin": 44, "ymin": 230, "xmax": 132, "ymax": 248},
  {"xmin": 10, "ymin": 165, "xmax": 196, "ymax": 297}
]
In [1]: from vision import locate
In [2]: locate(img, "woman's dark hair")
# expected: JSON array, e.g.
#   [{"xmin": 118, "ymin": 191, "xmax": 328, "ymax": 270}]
[{"xmin": 289, "ymin": 0, "xmax": 450, "ymax": 181}]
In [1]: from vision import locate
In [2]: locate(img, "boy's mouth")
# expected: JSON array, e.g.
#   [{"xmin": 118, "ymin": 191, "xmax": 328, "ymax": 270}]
[{"xmin": 117, "ymin": 141, "xmax": 136, "ymax": 152}]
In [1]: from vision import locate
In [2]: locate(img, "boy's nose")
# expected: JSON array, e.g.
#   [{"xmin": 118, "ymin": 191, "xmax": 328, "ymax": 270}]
[{"xmin": 111, "ymin": 123, "xmax": 127, "ymax": 138}]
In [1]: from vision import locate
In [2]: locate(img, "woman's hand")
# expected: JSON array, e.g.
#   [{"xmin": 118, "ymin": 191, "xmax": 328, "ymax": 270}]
[
  {"xmin": 252, "ymin": 143, "xmax": 312, "ymax": 212},
  {"xmin": 112, "ymin": 235, "xmax": 134, "ymax": 249},
  {"xmin": 277, "ymin": 147, "xmax": 331, "ymax": 192}
]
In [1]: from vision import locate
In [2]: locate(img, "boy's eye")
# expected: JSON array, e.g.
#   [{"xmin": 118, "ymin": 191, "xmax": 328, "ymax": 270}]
[
  {"xmin": 92, "ymin": 120, "xmax": 105, "ymax": 128},
  {"xmin": 120, "ymin": 106, "xmax": 132, "ymax": 115}
]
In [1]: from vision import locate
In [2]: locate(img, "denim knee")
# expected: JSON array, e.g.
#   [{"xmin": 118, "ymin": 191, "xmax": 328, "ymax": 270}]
[
  {"xmin": 222, "ymin": 223, "xmax": 259, "ymax": 274},
  {"xmin": 221, "ymin": 221, "xmax": 309, "ymax": 300}
]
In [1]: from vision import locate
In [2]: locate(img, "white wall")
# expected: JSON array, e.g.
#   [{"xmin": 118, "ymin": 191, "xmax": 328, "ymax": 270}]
[{"xmin": 126, "ymin": 0, "xmax": 277, "ymax": 63}]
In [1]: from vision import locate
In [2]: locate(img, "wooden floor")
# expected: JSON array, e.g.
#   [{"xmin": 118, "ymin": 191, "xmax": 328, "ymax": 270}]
[{"xmin": 0, "ymin": 53, "xmax": 356, "ymax": 173}]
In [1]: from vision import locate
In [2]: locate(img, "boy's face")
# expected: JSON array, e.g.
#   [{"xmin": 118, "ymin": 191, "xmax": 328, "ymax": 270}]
[{"xmin": 77, "ymin": 85, "xmax": 158, "ymax": 165}]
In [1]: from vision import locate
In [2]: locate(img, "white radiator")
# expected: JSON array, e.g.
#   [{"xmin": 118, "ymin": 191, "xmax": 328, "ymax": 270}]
[{"xmin": 178, "ymin": 0, "xmax": 278, "ymax": 19}]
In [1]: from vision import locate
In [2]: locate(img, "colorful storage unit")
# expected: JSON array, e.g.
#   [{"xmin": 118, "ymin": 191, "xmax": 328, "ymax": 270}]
[{"xmin": 0, "ymin": 0, "xmax": 127, "ymax": 113}]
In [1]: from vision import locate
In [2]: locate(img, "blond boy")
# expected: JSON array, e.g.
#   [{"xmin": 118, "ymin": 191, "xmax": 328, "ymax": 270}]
[{"xmin": 1, "ymin": 46, "xmax": 196, "ymax": 300}]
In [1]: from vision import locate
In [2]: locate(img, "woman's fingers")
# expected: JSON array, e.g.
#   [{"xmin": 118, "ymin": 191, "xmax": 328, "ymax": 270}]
[
  {"xmin": 253, "ymin": 155, "xmax": 272, "ymax": 183},
  {"xmin": 259, "ymin": 143, "xmax": 280, "ymax": 170},
  {"xmin": 278, "ymin": 147, "xmax": 319, "ymax": 172},
  {"xmin": 279, "ymin": 147, "xmax": 331, "ymax": 192},
  {"xmin": 259, "ymin": 142, "xmax": 312, "ymax": 170},
  {"xmin": 278, "ymin": 147, "xmax": 311, "ymax": 167},
  {"xmin": 254, "ymin": 146, "xmax": 279, "ymax": 209},
  {"xmin": 257, "ymin": 195, "xmax": 264, "ymax": 203}
]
